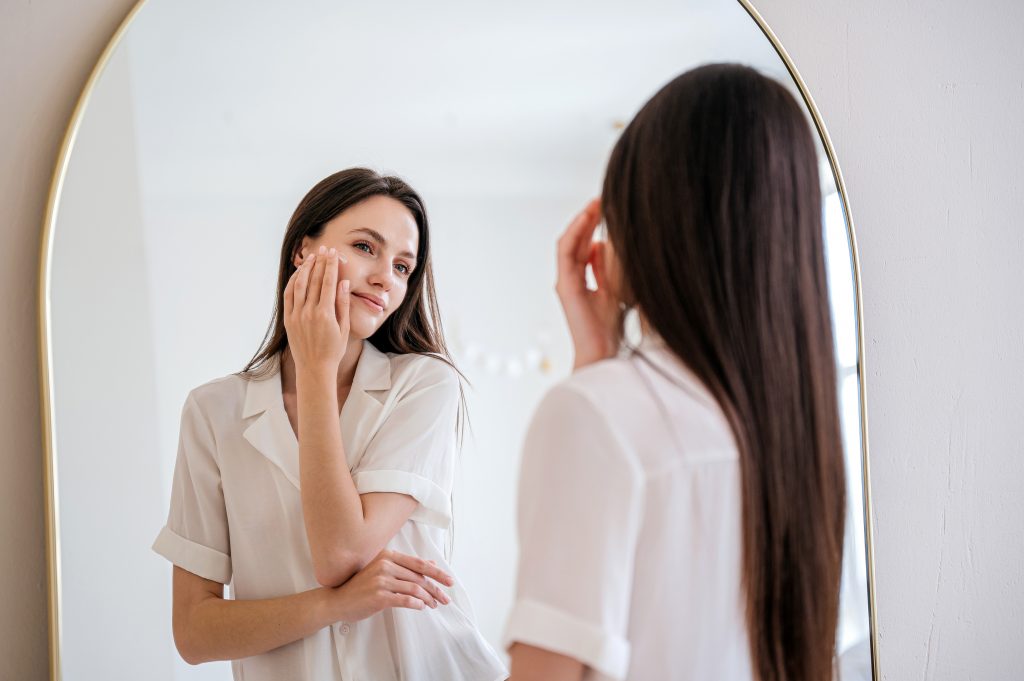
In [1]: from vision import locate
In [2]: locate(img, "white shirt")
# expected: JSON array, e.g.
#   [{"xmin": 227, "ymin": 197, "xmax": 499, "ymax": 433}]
[
  {"xmin": 153, "ymin": 340, "xmax": 507, "ymax": 681},
  {"xmin": 504, "ymin": 335, "xmax": 753, "ymax": 680}
]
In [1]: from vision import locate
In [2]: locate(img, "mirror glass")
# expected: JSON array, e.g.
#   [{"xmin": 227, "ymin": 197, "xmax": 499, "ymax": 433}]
[{"xmin": 47, "ymin": 0, "xmax": 873, "ymax": 678}]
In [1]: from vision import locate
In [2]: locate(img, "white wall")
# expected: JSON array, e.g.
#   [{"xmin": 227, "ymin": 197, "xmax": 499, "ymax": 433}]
[
  {"xmin": 47, "ymin": 35, "xmax": 178, "ymax": 678},
  {"xmin": 753, "ymin": 0, "xmax": 1024, "ymax": 678},
  {"xmin": 46, "ymin": 4, "xmax": 808, "ymax": 677},
  {"xmin": 2, "ymin": 2, "xmax": 1021, "ymax": 681}
]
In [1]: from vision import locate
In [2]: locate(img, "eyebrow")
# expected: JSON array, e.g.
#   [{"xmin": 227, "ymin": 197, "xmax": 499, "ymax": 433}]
[{"xmin": 351, "ymin": 227, "xmax": 417, "ymax": 261}]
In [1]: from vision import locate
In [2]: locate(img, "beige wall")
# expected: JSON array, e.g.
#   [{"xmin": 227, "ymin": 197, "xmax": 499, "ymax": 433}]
[
  {"xmin": 2, "ymin": 1, "xmax": 1020, "ymax": 680},
  {"xmin": 1, "ymin": 2, "xmax": 139, "ymax": 679}
]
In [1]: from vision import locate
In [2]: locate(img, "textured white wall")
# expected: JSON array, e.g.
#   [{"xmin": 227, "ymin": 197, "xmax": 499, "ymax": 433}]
[
  {"xmin": 752, "ymin": 1, "xmax": 1024, "ymax": 679},
  {"xmin": 2, "ymin": 2, "xmax": 1021, "ymax": 681}
]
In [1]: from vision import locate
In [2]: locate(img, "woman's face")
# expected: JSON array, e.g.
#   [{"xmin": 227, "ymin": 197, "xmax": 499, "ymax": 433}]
[{"xmin": 294, "ymin": 195, "xmax": 420, "ymax": 340}]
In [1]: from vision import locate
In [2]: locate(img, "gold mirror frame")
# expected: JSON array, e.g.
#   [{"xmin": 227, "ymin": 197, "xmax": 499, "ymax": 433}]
[{"xmin": 36, "ymin": 1, "xmax": 878, "ymax": 678}]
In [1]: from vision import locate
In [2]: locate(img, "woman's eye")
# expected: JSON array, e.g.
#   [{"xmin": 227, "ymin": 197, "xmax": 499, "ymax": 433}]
[
  {"xmin": 353, "ymin": 242, "xmax": 372, "ymax": 254},
  {"xmin": 395, "ymin": 263, "xmax": 410, "ymax": 275}
]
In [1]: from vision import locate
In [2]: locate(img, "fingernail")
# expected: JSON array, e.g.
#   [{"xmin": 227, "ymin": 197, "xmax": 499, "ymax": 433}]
[
  {"xmin": 328, "ymin": 247, "xmax": 336, "ymax": 256},
  {"xmin": 319, "ymin": 245, "xmax": 327, "ymax": 255},
  {"xmin": 342, "ymin": 280, "xmax": 350, "ymax": 293}
]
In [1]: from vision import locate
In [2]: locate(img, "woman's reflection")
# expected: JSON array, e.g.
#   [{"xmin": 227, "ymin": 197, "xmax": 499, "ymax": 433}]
[
  {"xmin": 152, "ymin": 169, "xmax": 507, "ymax": 680},
  {"xmin": 504, "ymin": 63, "xmax": 848, "ymax": 681}
]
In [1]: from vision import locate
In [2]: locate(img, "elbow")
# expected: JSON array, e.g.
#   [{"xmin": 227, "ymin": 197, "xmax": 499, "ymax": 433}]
[
  {"xmin": 173, "ymin": 606, "xmax": 220, "ymax": 666},
  {"xmin": 313, "ymin": 549, "xmax": 368, "ymax": 588},
  {"xmin": 173, "ymin": 627, "xmax": 208, "ymax": 666},
  {"xmin": 178, "ymin": 647, "xmax": 205, "ymax": 667}
]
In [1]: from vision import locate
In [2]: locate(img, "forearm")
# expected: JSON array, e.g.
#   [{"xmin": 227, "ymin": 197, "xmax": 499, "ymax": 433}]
[
  {"xmin": 179, "ymin": 586, "xmax": 336, "ymax": 665},
  {"xmin": 296, "ymin": 370, "xmax": 369, "ymax": 583},
  {"xmin": 508, "ymin": 643, "xmax": 585, "ymax": 681}
]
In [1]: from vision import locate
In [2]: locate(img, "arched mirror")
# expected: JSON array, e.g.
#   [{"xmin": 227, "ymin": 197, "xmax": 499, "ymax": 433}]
[{"xmin": 39, "ymin": 0, "xmax": 876, "ymax": 678}]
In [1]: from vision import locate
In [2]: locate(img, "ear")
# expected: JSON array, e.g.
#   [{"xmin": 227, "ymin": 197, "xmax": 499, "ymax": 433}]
[{"xmin": 292, "ymin": 236, "xmax": 313, "ymax": 268}]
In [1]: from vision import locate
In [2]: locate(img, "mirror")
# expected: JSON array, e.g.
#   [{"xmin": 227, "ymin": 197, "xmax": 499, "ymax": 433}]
[{"xmin": 41, "ymin": 0, "xmax": 875, "ymax": 678}]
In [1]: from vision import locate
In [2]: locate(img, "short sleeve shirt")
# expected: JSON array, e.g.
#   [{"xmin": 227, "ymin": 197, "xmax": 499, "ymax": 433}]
[
  {"xmin": 504, "ymin": 335, "xmax": 753, "ymax": 680},
  {"xmin": 153, "ymin": 340, "xmax": 507, "ymax": 681}
]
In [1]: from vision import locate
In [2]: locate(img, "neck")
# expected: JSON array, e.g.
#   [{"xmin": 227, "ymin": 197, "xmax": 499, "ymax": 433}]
[{"xmin": 280, "ymin": 336, "xmax": 365, "ymax": 397}]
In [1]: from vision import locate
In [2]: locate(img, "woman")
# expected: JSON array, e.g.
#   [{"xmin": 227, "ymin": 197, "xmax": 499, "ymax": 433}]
[
  {"xmin": 504, "ymin": 64, "xmax": 847, "ymax": 680},
  {"xmin": 153, "ymin": 168, "xmax": 507, "ymax": 681}
]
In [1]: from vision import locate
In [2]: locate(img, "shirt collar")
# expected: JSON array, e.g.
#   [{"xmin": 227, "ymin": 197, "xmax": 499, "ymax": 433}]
[
  {"xmin": 242, "ymin": 339, "xmax": 391, "ymax": 418},
  {"xmin": 630, "ymin": 332, "xmax": 719, "ymax": 408}
]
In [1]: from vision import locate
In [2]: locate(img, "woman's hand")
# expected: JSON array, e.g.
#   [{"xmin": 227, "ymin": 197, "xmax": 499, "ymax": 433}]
[
  {"xmin": 283, "ymin": 246, "xmax": 352, "ymax": 373},
  {"xmin": 555, "ymin": 199, "xmax": 622, "ymax": 371},
  {"xmin": 327, "ymin": 549, "xmax": 454, "ymax": 622}
]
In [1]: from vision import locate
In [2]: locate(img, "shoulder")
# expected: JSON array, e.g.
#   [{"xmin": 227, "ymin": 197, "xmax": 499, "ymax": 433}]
[
  {"xmin": 182, "ymin": 373, "xmax": 248, "ymax": 422},
  {"xmin": 526, "ymin": 357, "xmax": 643, "ymax": 447},
  {"xmin": 530, "ymin": 352, "xmax": 709, "ymax": 458},
  {"xmin": 554, "ymin": 347, "xmax": 720, "ymax": 424},
  {"xmin": 542, "ymin": 355, "xmax": 648, "ymax": 419},
  {"xmin": 388, "ymin": 352, "xmax": 461, "ymax": 393},
  {"xmin": 523, "ymin": 362, "xmax": 647, "ymax": 481}
]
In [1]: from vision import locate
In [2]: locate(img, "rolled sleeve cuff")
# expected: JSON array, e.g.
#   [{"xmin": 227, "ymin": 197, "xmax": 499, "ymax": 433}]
[
  {"xmin": 352, "ymin": 469, "xmax": 452, "ymax": 529},
  {"xmin": 151, "ymin": 526, "xmax": 232, "ymax": 584},
  {"xmin": 503, "ymin": 599, "xmax": 630, "ymax": 681}
]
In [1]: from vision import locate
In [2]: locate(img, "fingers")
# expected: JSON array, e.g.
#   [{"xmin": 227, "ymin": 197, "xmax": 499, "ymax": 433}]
[
  {"xmin": 336, "ymin": 278, "xmax": 350, "ymax": 325},
  {"xmin": 588, "ymin": 241, "xmax": 606, "ymax": 293},
  {"xmin": 321, "ymin": 249, "xmax": 339, "ymax": 309},
  {"xmin": 293, "ymin": 253, "xmax": 315, "ymax": 311},
  {"xmin": 562, "ymin": 199, "xmax": 602, "ymax": 261},
  {"xmin": 308, "ymin": 246, "xmax": 329, "ymax": 306},
  {"xmin": 572, "ymin": 199, "xmax": 602, "ymax": 262},
  {"xmin": 387, "ymin": 593, "xmax": 427, "ymax": 611},
  {"xmin": 284, "ymin": 267, "xmax": 296, "ymax": 315},
  {"xmin": 335, "ymin": 258, "xmax": 350, "ymax": 325},
  {"xmin": 557, "ymin": 200, "xmax": 603, "ymax": 293},
  {"xmin": 385, "ymin": 576, "xmax": 439, "ymax": 609},
  {"xmin": 386, "ymin": 551, "xmax": 455, "ymax": 587},
  {"xmin": 390, "ymin": 563, "xmax": 451, "ymax": 605}
]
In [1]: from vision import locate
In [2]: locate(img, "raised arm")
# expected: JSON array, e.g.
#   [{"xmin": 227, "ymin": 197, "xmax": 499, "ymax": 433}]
[
  {"xmin": 295, "ymin": 362, "xmax": 419, "ymax": 586},
  {"xmin": 284, "ymin": 249, "xmax": 454, "ymax": 587}
]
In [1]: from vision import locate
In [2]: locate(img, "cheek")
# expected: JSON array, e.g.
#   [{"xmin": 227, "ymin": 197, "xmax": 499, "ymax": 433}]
[
  {"xmin": 341, "ymin": 256, "xmax": 370, "ymax": 282},
  {"xmin": 389, "ymin": 281, "xmax": 410, "ymax": 312},
  {"xmin": 379, "ymin": 281, "xmax": 410, "ymax": 321}
]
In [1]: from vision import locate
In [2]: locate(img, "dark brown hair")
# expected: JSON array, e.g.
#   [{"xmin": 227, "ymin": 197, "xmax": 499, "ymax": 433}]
[
  {"xmin": 603, "ymin": 63, "xmax": 846, "ymax": 681},
  {"xmin": 241, "ymin": 168, "xmax": 459, "ymax": 383}
]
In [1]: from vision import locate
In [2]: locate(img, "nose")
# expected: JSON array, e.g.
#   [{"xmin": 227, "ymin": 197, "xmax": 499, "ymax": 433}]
[{"xmin": 366, "ymin": 258, "xmax": 395, "ymax": 292}]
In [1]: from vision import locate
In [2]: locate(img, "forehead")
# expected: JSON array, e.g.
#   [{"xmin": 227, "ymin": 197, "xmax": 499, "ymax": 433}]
[{"xmin": 324, "ymin": 195, "xmax": 419, "ymax": 254}]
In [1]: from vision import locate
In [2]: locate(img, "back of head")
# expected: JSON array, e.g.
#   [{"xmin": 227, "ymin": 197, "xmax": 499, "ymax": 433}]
[{"xmin": 603, "ymin": 63, "xmax": 846, "ymax": 681}]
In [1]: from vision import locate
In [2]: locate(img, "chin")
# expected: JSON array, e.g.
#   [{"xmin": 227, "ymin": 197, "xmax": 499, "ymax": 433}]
[
  {"xmin": 350, "ymin": 323, "xmax": 377, "ymax": 341},
  {"xmin": 349, "ymin": 314, "xmax": 384, "ymax": 341}
]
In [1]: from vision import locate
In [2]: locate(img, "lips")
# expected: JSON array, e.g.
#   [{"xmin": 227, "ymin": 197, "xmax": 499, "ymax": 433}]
[{"xmin": 353, "ymin": 292, "xmax": 385, "ymax": 313}]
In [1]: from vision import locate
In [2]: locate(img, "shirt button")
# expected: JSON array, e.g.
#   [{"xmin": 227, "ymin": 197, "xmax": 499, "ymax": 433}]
[{"xmin": 340, "ymin": 623, "xmax": 351, "ymax": 635}]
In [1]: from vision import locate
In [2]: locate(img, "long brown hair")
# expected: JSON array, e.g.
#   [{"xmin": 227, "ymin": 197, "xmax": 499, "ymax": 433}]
[
  {"xmin": 241, "ymin": 168, "xmax": 458, "ymax": 382},
  {"xmin": 603, "ymin": 64, "xmax": 846, "ymax": 681}
]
